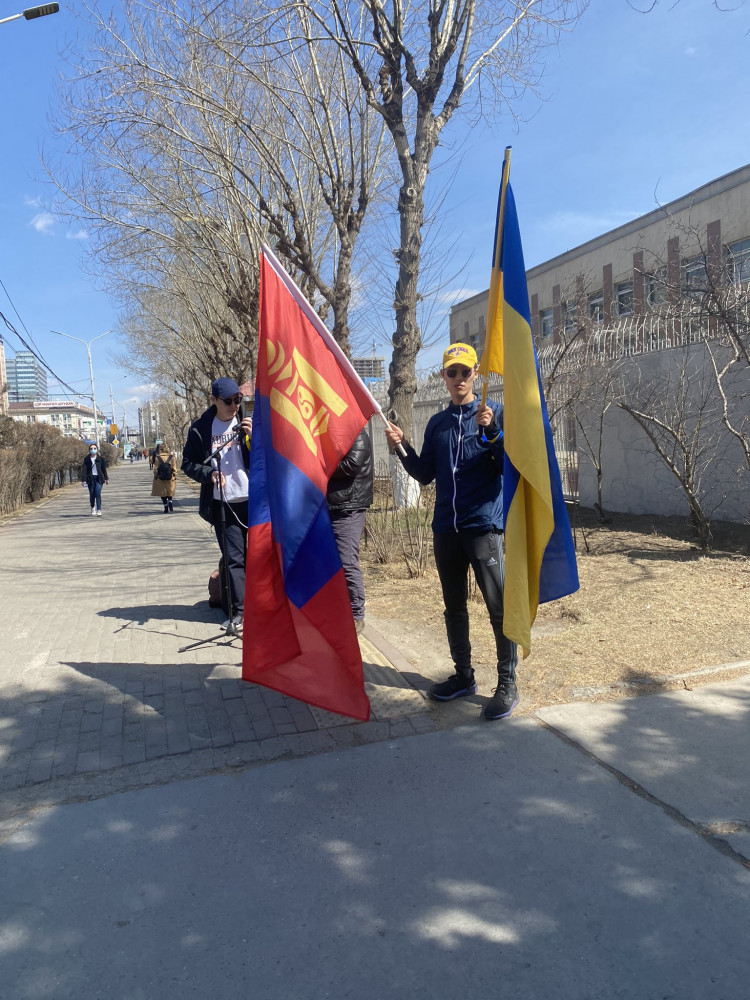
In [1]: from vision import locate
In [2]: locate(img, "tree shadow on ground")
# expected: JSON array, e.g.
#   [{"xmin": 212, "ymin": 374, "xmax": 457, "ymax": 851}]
[
  {"xmin": 579, "ymin": 506, "xmax": 750, "ymax": 558},
  {"xmin": 3, "ymin": 684, "xmax": 750, "ymax": 999}
]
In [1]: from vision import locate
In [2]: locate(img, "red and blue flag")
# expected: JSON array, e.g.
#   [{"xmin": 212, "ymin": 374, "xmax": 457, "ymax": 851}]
[{"xmin": 242, "ymin": 249, "xmax": 377, "ymax": 720}]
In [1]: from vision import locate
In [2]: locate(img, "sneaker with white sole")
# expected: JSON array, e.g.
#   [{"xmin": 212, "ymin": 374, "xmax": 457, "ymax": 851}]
[{"xmin": 220, "ymin": 614, "xmax": 243, "ymax": 630}]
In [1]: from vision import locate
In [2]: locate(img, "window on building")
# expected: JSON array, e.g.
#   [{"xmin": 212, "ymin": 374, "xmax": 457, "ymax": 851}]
[
  {"xmin": 645, "ymin": 268, "xmax": 668, "ymax": 307},
  {"xmin": 463, "ymin": 321, "xmax": 470, "ymax": 340},
  {"xmin": 563, "ymin": 300, "xmax": 577, "ymax": 335},
  {"xmin": 683, "ymin": 255, "xmax": 707, "ymax": 298},
  {"xmin": 727, "ymin": 237, "xmax": 750, "ymax": 284},
  {"xmin": 615, "ymin": 281, "xmax": 633, "ymax": 316},
  {"xmin": 588, "ymin": 291, "xmax": 604, "ymax": 323},
  {"xmin": 539, "ymin": 307, "xmax": 554, "ymax": 338}
]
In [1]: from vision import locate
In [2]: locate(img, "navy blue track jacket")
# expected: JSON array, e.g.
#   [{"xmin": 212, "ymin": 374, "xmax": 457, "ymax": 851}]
[{"xmin": 398, "ymin": 398, "xmax": 505, "ymax": 535}]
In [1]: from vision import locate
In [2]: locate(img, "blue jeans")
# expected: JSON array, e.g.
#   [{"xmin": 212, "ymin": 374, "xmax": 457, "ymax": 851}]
[{"xmin": 87, "ymin": 480, "xmax": 103, "ymax": 511}]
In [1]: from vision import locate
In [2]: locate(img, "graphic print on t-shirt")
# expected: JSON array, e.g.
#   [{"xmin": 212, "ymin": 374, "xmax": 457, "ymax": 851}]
[{"xmin": 211, "ymin": 416, "xmax": 249, "ymax": 502}]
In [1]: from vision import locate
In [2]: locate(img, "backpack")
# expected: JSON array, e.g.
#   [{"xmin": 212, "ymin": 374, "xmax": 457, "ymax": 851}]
[{"xmin": 156, "ymin": 455, "xmax": 174, "ymax": 481}]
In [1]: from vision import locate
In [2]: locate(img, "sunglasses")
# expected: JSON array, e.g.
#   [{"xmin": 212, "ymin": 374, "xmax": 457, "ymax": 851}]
[
  {"xmin": 444, "ymin": 368, "xmax": 473, "ymax": 379},
  {"xmin": 221, "ymin": 395, "xmax": 243, "ymax": 405}
]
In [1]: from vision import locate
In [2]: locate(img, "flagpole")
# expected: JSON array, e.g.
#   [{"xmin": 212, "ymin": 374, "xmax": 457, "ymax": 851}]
[
  {"xmin": 260, "ymin": 244, "xmax": 406, "ymax": 456},
  {"xmin": 480, "ymin": 146, "xmax": 512, "ymax": 409}
]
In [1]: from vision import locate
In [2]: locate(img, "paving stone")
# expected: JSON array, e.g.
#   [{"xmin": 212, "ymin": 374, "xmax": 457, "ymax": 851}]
[
  {"xmin": 268, "ymin": 706, "xmax": 294, "ymax": 727},
  {"xmin": 76, "ymin": 751, "xmax": 100, "ymax": 773},
  {"xmin": 80, "ymin": 714, "xmax": 102, "ymax": 734},
  {"xmin": 26, "ymin": 759, "xmax": 53, "ymax": 784}
]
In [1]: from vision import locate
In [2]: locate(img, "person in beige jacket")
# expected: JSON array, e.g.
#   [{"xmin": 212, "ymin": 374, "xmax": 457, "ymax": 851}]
[{"xmin": 151, "ymin": 442, "xmax": 177, "ymax": 513}]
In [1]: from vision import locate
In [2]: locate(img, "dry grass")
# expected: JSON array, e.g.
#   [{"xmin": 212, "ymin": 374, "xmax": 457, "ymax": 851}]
[{"xmin": 362, "ymin": 507, "xmax": 750, "ymax": 713}]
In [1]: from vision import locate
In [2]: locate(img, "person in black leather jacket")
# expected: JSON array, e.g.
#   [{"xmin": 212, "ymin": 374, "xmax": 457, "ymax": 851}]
[{"xmin": 326, "ymin": 428, "xmax": 374, "ymax": 635}]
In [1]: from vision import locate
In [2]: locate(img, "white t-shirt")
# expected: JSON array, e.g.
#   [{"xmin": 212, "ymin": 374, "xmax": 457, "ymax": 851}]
[
  {"xmin": 211, "ymin": 416, "xmax": 249, "ymax": 502},
  {"xmin": 90, "ymin": 455, "xmax": 99, "ymax": 475}
]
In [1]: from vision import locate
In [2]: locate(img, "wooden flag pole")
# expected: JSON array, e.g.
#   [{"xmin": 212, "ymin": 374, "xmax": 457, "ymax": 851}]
[{"xmin": 480, "ymin": 146, "xmax": 512, "ymax": 409}]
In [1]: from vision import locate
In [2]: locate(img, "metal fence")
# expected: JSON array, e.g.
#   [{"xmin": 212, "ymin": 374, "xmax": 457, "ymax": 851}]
[{"xmin": 369, "ymin": 305, "xmax": 746, "ymax": 501}]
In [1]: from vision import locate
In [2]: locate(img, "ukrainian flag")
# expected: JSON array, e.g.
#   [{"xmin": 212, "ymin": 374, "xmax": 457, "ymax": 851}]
[{"xmin": 479, "ymin": 150, "xmax": 579, "ymax": 656}]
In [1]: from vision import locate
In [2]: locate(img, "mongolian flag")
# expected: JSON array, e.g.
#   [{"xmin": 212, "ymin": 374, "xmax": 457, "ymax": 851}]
[
  {"xmin": 242, "ymin": 248, "xmax": 378, "ymax": 720},
  {"xmin": 478, "ymin": 149, "xmax": 579, "ymax": 656}
]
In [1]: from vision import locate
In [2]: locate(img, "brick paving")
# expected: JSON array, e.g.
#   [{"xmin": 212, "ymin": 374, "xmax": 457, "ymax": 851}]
[{"xmin": 0, "ymin": 462, "xmax": 433, "ymax": 822}]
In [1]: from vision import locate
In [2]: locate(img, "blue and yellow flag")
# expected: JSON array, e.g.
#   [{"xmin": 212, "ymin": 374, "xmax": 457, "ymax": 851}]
[{"xmin": 479, "ymin": 151, "xmax": 579, "ymax": 656}]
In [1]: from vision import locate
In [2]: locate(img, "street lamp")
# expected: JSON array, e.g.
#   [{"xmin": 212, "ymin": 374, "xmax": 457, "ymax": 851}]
[
  {"xmin": 51, "ymin": 330, "xmax": 110, "ymax": 446},
  {"xmin": 0, "ymin": 4, "xmax": 60, "ymax": 26}
]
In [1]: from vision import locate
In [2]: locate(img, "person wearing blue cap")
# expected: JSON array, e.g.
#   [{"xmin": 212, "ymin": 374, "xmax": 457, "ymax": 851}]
[{"xmin": 182, "ymin": 377, "xmax": 253, "ymax": 630}]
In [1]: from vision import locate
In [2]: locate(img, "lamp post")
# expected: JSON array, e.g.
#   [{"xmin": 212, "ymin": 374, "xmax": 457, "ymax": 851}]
[
  {"xmin": 0, "ymin": 4, "xmax": 59, "ymax": 26},
  {"xmin": 52, "ymin": 330, "xmax": 110, "ymax": 445}
]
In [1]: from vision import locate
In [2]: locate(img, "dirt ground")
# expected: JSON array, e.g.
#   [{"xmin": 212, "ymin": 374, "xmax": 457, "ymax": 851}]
[{"xmin": 362, "ymin": 507, "xmax": 750, "ymax": 714}]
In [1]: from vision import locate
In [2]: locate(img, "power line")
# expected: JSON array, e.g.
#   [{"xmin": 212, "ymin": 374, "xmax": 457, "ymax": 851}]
[
  {"xmin": 0, "ymin": 310, "xmax": 81, "ymax": 398},
  {"xmin": 0, "ymin": 277, "xmax": 42, "ymax": 356}
]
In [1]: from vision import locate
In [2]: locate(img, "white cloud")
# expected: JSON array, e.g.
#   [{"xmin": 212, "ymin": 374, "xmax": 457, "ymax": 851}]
[
  {"xmin": 29, "ymin": 212, "xmax": 55, "ymax": 234},
  {"xmin": 685, "ymin": 46, "xmax": 696, "ymax": 56},
  {"xmin": 24, "ymin": 196, "xmax": 42, "ymax": 208},
  {"xmin": 65, "ymin": 229, "xmax": 89, "ymax": 241}
]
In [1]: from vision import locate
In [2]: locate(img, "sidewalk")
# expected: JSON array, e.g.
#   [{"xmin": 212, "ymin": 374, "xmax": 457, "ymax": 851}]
[{"xmin": 0, "ymin": 461, "xmax": 431, "ymax": 820}]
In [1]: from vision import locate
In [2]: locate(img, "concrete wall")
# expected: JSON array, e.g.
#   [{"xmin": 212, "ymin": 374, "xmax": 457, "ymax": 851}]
[{"xmin": 577, "ymin": 344, "xmax": 749, "ymax": 523}]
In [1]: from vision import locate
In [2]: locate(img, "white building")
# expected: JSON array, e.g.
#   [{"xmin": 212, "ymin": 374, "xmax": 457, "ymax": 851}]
[
  {"xmin": 9, "ymin": 400, "xmax": 107, "ymax": 440},
  {"xmin": 450, "ymin": 163, "xmax": 750, "ymax": 353}
]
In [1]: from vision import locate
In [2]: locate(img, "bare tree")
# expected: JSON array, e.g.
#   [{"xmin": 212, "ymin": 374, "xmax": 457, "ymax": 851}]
[
  {"xmin": 275, "ymin": 0, "xmax": 587, "ymax": 436},
  {"xmin": 617, "ymin": 348, "xmax": 728, "ymax": 550},
  {"xmin": 49, "ymin": 0, "xmax": 391, "ymax": 406}
]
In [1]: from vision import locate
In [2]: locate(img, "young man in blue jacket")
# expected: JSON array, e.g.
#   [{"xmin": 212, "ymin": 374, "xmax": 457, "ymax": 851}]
[{"xmin": 384, "ymin": 343, "xmax": 519, "ymax": 720}]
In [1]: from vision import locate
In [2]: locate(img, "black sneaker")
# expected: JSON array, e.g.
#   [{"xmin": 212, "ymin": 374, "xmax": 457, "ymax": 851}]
[
  {"xmin": 429, "ymin": 673, "xmax": 477, "ymax": 702},
  {"xmin": 483, "ymin": 680, "xmax": 519, "ymax": 720}
]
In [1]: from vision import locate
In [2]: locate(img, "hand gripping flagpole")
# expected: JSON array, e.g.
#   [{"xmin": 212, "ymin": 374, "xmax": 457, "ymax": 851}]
[
  {"xmin": 479, "ymin": 146, "xmax": 512, "ymax": 410},
  {"xmin": 260, "ymin": 244, "xmax": 407, "ymax": 457}
]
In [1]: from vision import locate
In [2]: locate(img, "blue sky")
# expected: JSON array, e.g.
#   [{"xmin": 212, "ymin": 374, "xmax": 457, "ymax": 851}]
[{"xmin": 1, "ymin": 0, "xmax": 749, "ymax": 413}]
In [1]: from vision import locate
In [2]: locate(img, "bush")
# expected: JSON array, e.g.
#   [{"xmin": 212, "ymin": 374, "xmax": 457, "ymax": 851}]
[{"xmin": 0, "ymin": 417, "xmax": 94, "ymax": 515}]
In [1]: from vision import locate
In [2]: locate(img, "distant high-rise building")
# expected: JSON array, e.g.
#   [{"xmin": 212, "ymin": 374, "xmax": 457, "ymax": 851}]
[
  {"xmin": 352, "ymin": 356, "xmax": 385, "ymax": 381},
  {"xmin": 6, "ymin": 350, "xmax": 48, "ymax": 402}
]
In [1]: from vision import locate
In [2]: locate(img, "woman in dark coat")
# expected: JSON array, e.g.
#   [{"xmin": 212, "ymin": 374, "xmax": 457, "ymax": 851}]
[{"xmin": 81, "ymin": 444, "xmax": 109, "ymax": 516}]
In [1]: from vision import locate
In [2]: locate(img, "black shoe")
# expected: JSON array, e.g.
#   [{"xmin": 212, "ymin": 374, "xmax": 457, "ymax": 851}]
[
  {"xmin": 429, "ymin": 673, "xmax": 477, "ymax": 702},
  {"xmin": 484, "ymin": 680, "xmax": 519, "ymax": 720}
]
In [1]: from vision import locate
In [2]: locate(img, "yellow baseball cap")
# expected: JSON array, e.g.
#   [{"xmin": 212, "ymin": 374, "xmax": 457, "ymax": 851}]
[{"xmin": 442, "ymin": 342, "xmax": 478, "ymax": 369}]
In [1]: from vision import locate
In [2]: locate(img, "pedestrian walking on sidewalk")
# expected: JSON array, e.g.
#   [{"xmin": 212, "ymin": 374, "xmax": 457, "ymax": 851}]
[
  {"xmin": 384, "ymin": 342, "xmax": 519, "ymax": 721},
  {"xmin": 327, "ymin": 428, "xmax": 373, "ymax": 635},
  {"xmin": 81, "ymin": 443, "xmax": 109, "ymax": 517},
  {"xmin": 151, "ymin": 442, "xmax": 177, "ymax": 513}
]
